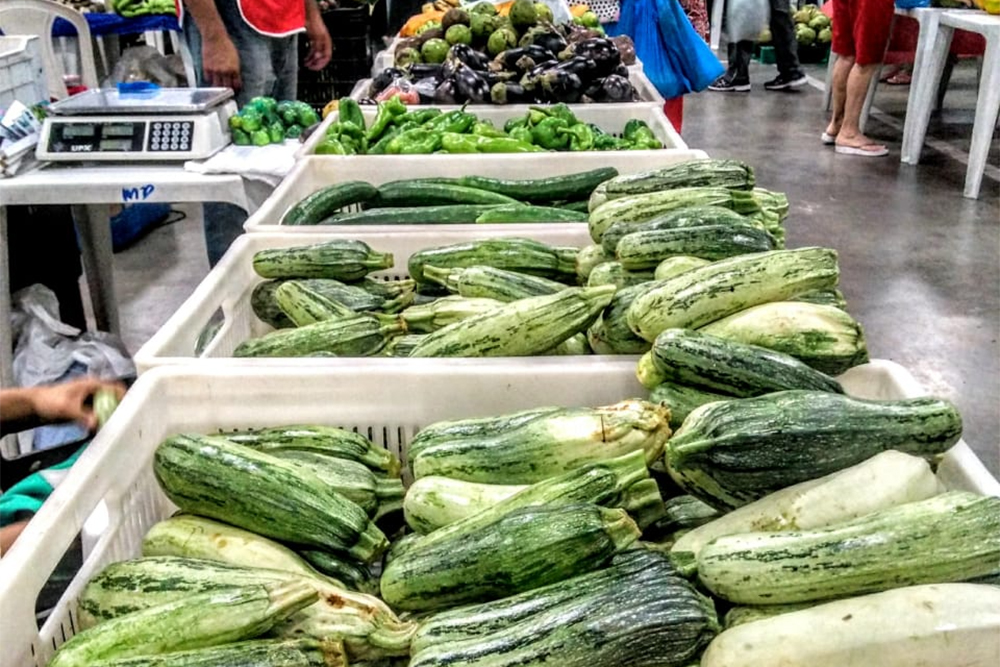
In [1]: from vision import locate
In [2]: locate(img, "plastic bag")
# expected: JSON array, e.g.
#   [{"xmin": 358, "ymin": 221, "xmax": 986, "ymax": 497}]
[{"xmin": 727, "ymin": 0, "xmax": 770, "ymax": 42}]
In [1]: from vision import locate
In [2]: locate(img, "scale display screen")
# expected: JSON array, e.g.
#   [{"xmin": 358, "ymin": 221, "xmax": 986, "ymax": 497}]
[
  {"xmin": 103, "ymin": 124, "xmax": 135, "ymax": 137},
  {"xmin": 61, "ymin": 124, "xmax": 96, "ymax": 138},
  {"xmin": 99, "ymin": 139, "xmax": 132, "ymax": 151}
]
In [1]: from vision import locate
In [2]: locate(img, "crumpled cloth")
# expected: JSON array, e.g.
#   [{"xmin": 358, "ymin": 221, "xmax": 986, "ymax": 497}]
[{"xmin": 184, "ymin": 140, "xmax": 300, "ymax": 188}]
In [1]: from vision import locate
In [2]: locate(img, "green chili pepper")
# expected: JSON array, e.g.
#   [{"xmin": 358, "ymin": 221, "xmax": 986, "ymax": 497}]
[
  {"xmin": 503, "ymin": 117, "xmax": 529, "ymax": 133},
  {"xmin": 387, "ymin": 128, "xmax": 443, "ymax": 154},
  {"xmin": 531, "ymin": 117, "xmax": 570, "ymax": 150},
  {"xmin": 472, "ymin": 121, "xmax": 506, "ymax": 138},
  {"xmin": 427, "ymin": 110, "xmax": 476, "ymax": 134},
  {"xmin": 508, "ymin": 125, "xmax": 534, "ymax": 145},
  {"xmin": 231, "ymin": 128, "xmax": 250, "ymax": 146},
  {"xmin": 366, "ymin": 96, "xmax": 408, "ymax": 142},
  {"xmin": 327, "ymin": 122, "xmax": 366, "ymax": 142},
  {"xmin": 337, "ymin": 98, "xmax": 365, "ymax": 131},
  {"xmin": 539, "ymin": 103, "xmax": 578, "ymax": 126},
  {"xmin": 440, "ymin": 133, "xmax": 480, "ymax": 153},
  {"xmin": 441, "ymin": 133, "xmax": 542, "ymax": 153},
  {"xmin": 315, "ymin": 137, "xmax": 348, "ymax": 155},
  {"xmin": 527, "ymin": 109, "xmax": 548, "ymax": 126},
  {"xmin": 368, "ymin": 126, "xmax": 401, "ymax": 154},
  {"xmin": 407, "ymin": 108, "xmax": 443, "ymax": 125},
  {"xmin": 558, "ymin": 124, "xmax": 595, "ymax": 151}
]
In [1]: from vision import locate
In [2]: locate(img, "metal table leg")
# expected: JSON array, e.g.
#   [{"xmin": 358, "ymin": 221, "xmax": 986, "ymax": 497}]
[{"xmin": 72, "ymin": 204, "xmax": 120, "ymax": 336}]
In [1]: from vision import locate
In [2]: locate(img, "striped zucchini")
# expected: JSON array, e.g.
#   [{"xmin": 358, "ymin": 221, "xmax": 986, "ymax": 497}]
[
  {"xmin": 251, "ymin": 281, "xmax": 294, "ymax": 329},
  {"xmin": 621, "ymin": 478, "xmax": 668, "ymax": 529},
  {"xmin": 589, "ymin": 187, "xmax": 763, "ymax": 243},
  {"xmin": 649, "ymin": 381, "xmax": 730, "ymax": 430},
  {"xmin": 794, "ymin": 288, "xmax": 848, "ymax": 310},
  {"xmin": 411, "ymin": 400, "xmax": 671, "ymax": 484},
  {"xmin": 407, "ymin": 285, "xmax": 615, "ymax": 358},
  {"xmin": 94, "ymin": 388, "xmax": 119, "ymax": 430},
  {"xmin": 652, "ymin": 495, "xmax": 721, "ymax": 536},
  {"xmin": 380, "ymin": 503, "xmax": 640, "ymax": 611},
  {"xmin": 408, "ymin": 407, "xmax": 562, "ymax": 465},
  {"xmin": 401, "ymin": 295, "xmax": 503, "ymax": 332},
  {"xmin": 654, "ymin": 254, "xmax": 711, "ymax": 280},
  {"xmin": 753, "ymin": 187, "xmax": 789, "ymax": 218},
  {"xmin": 586, "ymin": 281, "xmax": 665, "ymax": 355},
  {"xmin": 407, "ymin": 238, "xmax": 578, "ymax": 284},
  {"xmin": 422, "ymin": 265, "xmax": 565, "ymax": 301},
  {"xmin": 233, "ymin": 314, "xmax": 404, "ymax": 357},
  {"xmin": 703, "ymin": 584, "xmax": 1000, "ymax": 667},
  {"xmin": 50, "ymin": 583, "xmax": 316, "ymax": 667},
  {"xmin": 601, "ymin": 160, "xmax": 755, "ymax": 199},
  {"xmin": 252, "ymin": 240, "xmax": 393, "ymax": 281},
  {"xmin": 219, "ymin": 425, "xmax": 400, "ymax": 477},
  {"xmin": 601, "ymin": 206, "xmax": 761, "ymax": 255},
  {"xmin": 627, "ymin": 247, "xmax": 841, "ymax": 343},
  {"xmin": 374, "ymin": 181, "xmax": 521, "ymax": 207},
  {"xmin": 547, "ymin": 332, "xmax": 590, "ymax": 356},
  {"xmin": 296, "ymin": 551, "xmax": 379, "ymax": 596},
  {"xmin": 699, "ymin": 301, "xmax": 869, "ymax": 375},
  {"xmin": 152, "ymin": 435, "xmax": 389, "ymax": 563},
  {"xmin": 698, "ymin": 492, "xmax": 1000, "ymax": 604},
  {"xmin": 671, "ymin": 450, "xmax": 941, "ymax": 561},
  {"xmin": 381, "ymin": 333, "xmax": 427, "ymax": 356},
  {"xmin": 403, "ymin": 477, "xmax": 524, "ymax": 534},
  {"xmin": 586, "ymin": 261, "xmax": 655, "ymax": 288},
  {"xmin": 87, "ymin": 638, "xmax": 347, "ymax": 667},
  {"xmin": 274, "ymin": 281, "xmax": 355, "ymax": 326},
  {"xmin": 142, "ymin": 515, "xmax": 343, "ymax": 586},
  {"xmin": 575, "ymin": 244, "xmax": 607, "ymax": 282},
  {"xmin": 282, "ymin": 181, "xmax": 379, "ymax": 226},
  {"xmin": 722, "ymin": 603, "xmax": 815, "ymax": 629},
  {"xmin": 666, "ymin": 390, "xmax": 963, "ymax": 509},
  {"xmin": 357, "ymin": 276, "xmax": 417, "ymax": 302},
  {"xmin": 296, "ymin": 278, "xmax": 409, "ymax": 313},
  {"xmin": 410, "ymin": 548, "xmax": 718, "ymax": 667},
  {"xmin": 616, "ymin": 224, "xmax": 774, "ymax": 269},
  {"xmin": 639, "ymin": 328, "xmax": 845, "ymax": 395},
  {"xmin": 264, "ymin": 450, "xmax": 395, "ymax": 517}
]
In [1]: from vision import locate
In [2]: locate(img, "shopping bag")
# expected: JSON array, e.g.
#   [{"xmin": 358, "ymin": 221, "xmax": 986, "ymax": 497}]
[
  {"xmin": 727, "ymin": 0, "xmax": 770, "ymax": 41},
  {"xmin": 657, "ymin": 0, "xmax": 724, "ymax": 93}
]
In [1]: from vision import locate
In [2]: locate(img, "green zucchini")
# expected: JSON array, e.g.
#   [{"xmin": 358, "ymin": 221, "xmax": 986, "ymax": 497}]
[
  {"xmin": 794, "ymin": 288, "xmax": 848, "ymax": 310},
  {"xmin": 422, "ymin": 265, "xmax": 566, "ymax": 301},
  {"xmin": 318, "ymin": 205, "xmax": 498, "ymax": 226},
  {"xmin": 219, "ymin": 425, "xmax": 400, "ymax": 477},
  {"xmin": 233, "ymin": 314, "xmax": 404, "ymax": 357},
  {"xmin": 601, "ymin": 160, "xmax": 755, "ymax": 199},
  {"xmin": 252, "ymin": 281, "xmax": 295, "ymax": 329},
  {"xmin": 410, "ymin": 400, "xmax": 670, "ymax": 484},
  {"xmin": 699, "ymin": 301, "xmax": 868, "ymax": 375},
  {"xmin": 403, "ymin": 477, "xmax": 524, "ymax": 534},
  {"xmin": 274, "ymin": 281, "xmax": 356, "ymax": 326},
  {"xmin": 627, "ymin": 247, "xmax": 841, "ymax": 343},
  {"xmin": 298, "ymin": 551, "xmax": 379, "ymax": 595},
  {"xmin": 261, "ymin": 450, "xmax": 381, "ymax": 516},
  {"xmin": 357, "ymin": 276, "xmax": 417, "ymax": 301},
  {"xmin": 373, "ymin": 181, "xmax": 520, "ymax": 207},
  {"xmin": 152, "ymin": 435, "xmax": 389, "ymax": 562},
  {"xmin": 474, "ymin": 204, "xmax": 588, "ymax": 223},
  {"xmin": 559, "ymin": 199, "xmax": 591, "ymax": 213},
  {"xmin": 621, "ymin": 478, "xmax": 668, "ymax": 529},
  {"xmin": 380, "ymin": 503, "xmax": 640, "ymax": 611},
  {"xmin": 666, "ymin": 390, "xmax": 964, "ymax": 509},
  {"xmin": 654, "ymin": 255, "xmax": 712, "ymax": 280},
  {"xmin": 586, "ymin": 280, "xmax": 665, "ymax": 355},
  {"xmin": 409, "ymin": 548, "xmax": 718, "ymax": 667},
  {"xmin": 671, "ymin": 450, "xmax": 941, "ymax": 562},
  {"xmin": 722, "ymin": 603, "xmax": 815, "ymax": 629},
  {"xmin": 407, "ymin": 406, "xmax": 562, "ymax": 465},
  {"xmin": 282, "ymin": 181, "xmax": 380, "ymax": 226},
  {"xmin": 616, "ymin": 223, "xmax": 775, "ymax": 269},
  {"xmin": 87, "ymin": 638, "xmax": 347, "ymax": 667},
  {"xmin": 50, "ymin": 582, "xmax": 316, "ymax": 667},
  {"xmin": 407, "ymin": 238, "xmax": 578, "ymax": 284},
  {"xmin": 586, "ymin": 261, "xmax": 655, "ymax": 288},
  {"xmin": 252, "ymin": 240, "xmax": 393, "ymax": 281},
  {"xmin": 702, "ymin": 584, "xmax": 1000, "ymax": 667},
  {"xmin": 589, "ymin": 187, "xmax": 763, "ymax": 243},
  {"xmin": 93, "ymin": 388, "xmax": 119, "ymax": 430},
  {"xmin": 652, "ymin": 495, "xmax": 722, "ymax": 536},
  {"xmin": 649, "ymin": 381, "xmax": 730, "ymax": 429},
  {"xmin": 575, "ymin": 244, "xmax": 607, "ymax": 282},
  {"xmin": 546, "ymin": 332, "xmax": 590, "ymax": 356},
  {"xmin": 639, "ymin": 328, "xmax": 845, "ymax": 395},
  {"xmin": 401, "ymin": 295, "xmax": 503, "ymax": 332},
  {"xmin": 407, "ymin": 285, "xmax": 614, "ymax": 358},
  {"xmin": 601, "ymin": 206, "xmax": 760, "ymax": 255},
  {"xmin": 420, "ymin": 168, "xmax": 618, "ymax": 203},
  {"xmin": 298, "ymin": 278, "xmax": 400, "ymax": 312},
  {"xmin": 381, "ymin": 333, "xmax": 427, "ymax": 356},
  {"xmin": 698, "ymin": 492, "xmax": 1000, "ymax": 604}
]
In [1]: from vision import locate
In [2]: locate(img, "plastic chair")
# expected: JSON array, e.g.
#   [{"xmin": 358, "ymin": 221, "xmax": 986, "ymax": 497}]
[{"xmin": 0, "ymin": 0, "xmax": 99, "ymax": 99}]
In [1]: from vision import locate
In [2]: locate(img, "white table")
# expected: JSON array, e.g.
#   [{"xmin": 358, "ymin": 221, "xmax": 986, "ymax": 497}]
[
  {"xmin": 0, "ymin": 163, "xmax": 251, "ymax": 392},
  {"xmin": 902, "ymin": 10, "xmax": 999, "ymax": 199}
]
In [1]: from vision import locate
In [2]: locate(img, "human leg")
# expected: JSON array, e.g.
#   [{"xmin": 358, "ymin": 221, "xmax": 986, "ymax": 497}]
[
  {"xmin": 835, "ymin": 0, "xmax": 894, "ymax": 155},
  {"xmin": 765, "ymin": 0, "xmax": 806, "ymax": 89},
  {"xmin": 825, "ymin": 54, "xmax": 854, "ymax": 138},
  {"xmin": 709, "ymin": 41, "xmax": 753, "ymax": 91}
]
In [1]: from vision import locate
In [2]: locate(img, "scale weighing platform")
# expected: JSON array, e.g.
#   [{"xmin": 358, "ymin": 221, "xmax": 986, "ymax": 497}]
[{"xmin": 36, "ymin": 88, "xmax": 237, "ymax": 162}]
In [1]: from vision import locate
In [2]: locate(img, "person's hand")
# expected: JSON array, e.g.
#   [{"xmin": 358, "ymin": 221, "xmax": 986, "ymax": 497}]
[
  {"xmin": 202, "ymin": 33, "xmax": 243, "ymax": 92},
  {"xmin": 304, "ymin": 17, "xmax": 333, "ymax": 71},
  {"xmin": 31, "ymin": 378, "xmax": 126, "ymax": 431}
]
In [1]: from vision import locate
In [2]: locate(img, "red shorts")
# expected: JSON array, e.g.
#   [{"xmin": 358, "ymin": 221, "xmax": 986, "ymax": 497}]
[{"xmin": 831, "ymin": 0, "xmax": 896, "ymax": 66}]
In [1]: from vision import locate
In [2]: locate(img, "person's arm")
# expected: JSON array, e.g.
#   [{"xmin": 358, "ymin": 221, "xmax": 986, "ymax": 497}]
[
  {"xmin": 183, "ymin": 0, "xmax": 243, "ymax": 90},
  {"xmin": 0, "ymin": 521, "xmax": 29, "ymax": 555},
  {"xmin": 303, "ymin": 0, "xmax": 333, "ymax": 72},
  {"xmin": 0, "ymin": 378, "xmax": 126, "ymax": 436}
]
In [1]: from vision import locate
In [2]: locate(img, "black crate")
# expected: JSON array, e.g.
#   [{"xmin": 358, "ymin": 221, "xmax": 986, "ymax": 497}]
[{"xmin": 297, "ymin": 6, "xmax": 374, "ymax": 111}]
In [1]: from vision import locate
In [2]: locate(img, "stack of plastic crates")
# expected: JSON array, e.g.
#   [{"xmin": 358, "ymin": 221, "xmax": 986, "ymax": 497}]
[{"xmin": 297, "ymin": 6, "xmax": 374, "ymax": 112}]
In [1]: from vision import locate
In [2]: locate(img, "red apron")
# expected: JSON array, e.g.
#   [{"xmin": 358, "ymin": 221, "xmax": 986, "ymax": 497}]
[{"xmin": 175, "ymin": 0, "xmax": 306, "ymax": 38}]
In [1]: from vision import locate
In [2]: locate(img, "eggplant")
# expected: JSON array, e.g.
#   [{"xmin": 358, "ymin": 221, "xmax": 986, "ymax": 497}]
[
  {"xmin": 413, "ymin": 77, "xmax": 440, "ymax": 103},
  {"xmin": 407, "ymin": 63, "xmax": 444, "ymax": 82},
  {"xmin": 448, "ymin": 44, "xmax": 491, "ymax": 71},
  {"xmin": 519, "ymin": 59, "xmax": 559, "ymax": 91},
  {"xmin": 612, "ymin": 64, "xmax": 630, "ymax": 78},
  {"xmin": 495, "ymin": 45, "xmax": 552, "ymax": 72},
  {"xmin": 559, "ymin": 38, "xmax": 621, "ymax": 77},
  {"xmin": 453, "ymin": 64, "xmax": 491, "ymax": 103},
  {"xmin": 597, "ymin": 74, "xmax": 635, "ymax": 102},
  {"xmin": 539, "ymin": 70, "xmax": 584, "ymax": 103},
  {"xmin": 433, "ymin": 79, "xmax": 459, "ymax": 105},
  {"xmin": 490, "ymin": 82, "xmax": 532, "ymax": 105},
  {"xmin": 481, "ymin": 69, "xmax": 515, "ymax": 88},
  {"xmin": 371, "ymin": 67, "xmax": 406, "ymax": 96},
  {"xmin": 553, "ymin": 56, "xmax": 599, "ymax": 81},
  {"xmin": 531, "ymin": 32, "xmax": 568, "ymax": 57}
]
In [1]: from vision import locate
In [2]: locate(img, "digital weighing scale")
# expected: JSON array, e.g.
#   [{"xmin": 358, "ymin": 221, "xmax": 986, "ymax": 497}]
[{"xmin": 36, "ymin": 88, "xmax": 237, "ymax": 162}]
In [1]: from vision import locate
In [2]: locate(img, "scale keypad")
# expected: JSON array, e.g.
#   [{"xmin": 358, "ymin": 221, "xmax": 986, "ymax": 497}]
[{"xmin": 147, "ymin": 121, "xmax": 193, "ymax": 152}]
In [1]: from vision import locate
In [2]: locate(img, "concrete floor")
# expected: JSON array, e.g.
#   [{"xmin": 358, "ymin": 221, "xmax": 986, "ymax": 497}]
[{"xmin": 99, "ymin": 59, "xmax": 999, "ymax": 476}]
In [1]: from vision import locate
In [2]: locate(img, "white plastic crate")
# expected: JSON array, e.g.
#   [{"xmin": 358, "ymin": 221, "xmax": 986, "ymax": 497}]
[
  {"xmin": 0, "ymin": 360, "xmax": 996, "ymax": 667},
  {"xmin": 0, "ymin": 36, "xmax": 47, "ymax": 109},
  {"xmin": 134, "ymin": 228, "xmax": 595, "ymax": 371},
  {"xmin": 247, "ymin": 148, "xmax": 707, "ymax": 233},
  {"xmin": 295, "ymin": 102, "xmax": 692, "ymax": 158}
]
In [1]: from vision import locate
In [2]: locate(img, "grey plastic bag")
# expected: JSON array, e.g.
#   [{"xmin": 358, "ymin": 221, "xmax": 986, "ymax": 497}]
[{"xmin": 727, "ymin": 0, "xmax": 770, "ymax": 42}]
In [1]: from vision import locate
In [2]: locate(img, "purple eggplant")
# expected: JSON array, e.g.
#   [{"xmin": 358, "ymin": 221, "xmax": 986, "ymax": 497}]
[
  {"xmin": 553, "ymin": 56, "xmax": 599, "ymax": 81},
  {"xmin": 448, "ymin": 44, "xmax": 491, "ymax": 71},
  {"xmin": 490, "ymin": 82, "xmax": 532, "ymax": 105},
  {"xmin": 413, "ymin": 77, "xmax": 440, "ymax": 103},
  {"xmin": 539, "ymin": 70, "xmax": 584, "ymax": 103},
  {"xmin": 434, "ymin": 79, "xmax": 459, "ymax": 105},
  {"xmin": 612, "ymin": 64, "xmax": 630, "ymax": 79},
  {"xmin": 560, "ymin": 38, "xmax": 621, "ymax": 76},
  {"xmin": 495, "ymin": 45, "xmax": 553, "ymax": 72},
  {"xmin": 598, "ymin": 74, "xmax": 635, "ymax": 102},
  {"xmin": 407, "ymin": 63, "xmax": 444, "ymax": 82},
  {"xmin": 453, "ymin": 64, "xmax": 491, "ymax": 103},
  {"xmin": 372, "ymin": 67, "xmax": 406, "ymax": 96}
]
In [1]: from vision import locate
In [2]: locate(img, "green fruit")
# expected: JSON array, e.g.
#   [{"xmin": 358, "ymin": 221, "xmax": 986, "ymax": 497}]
[
  {"xmin": 421, "ymin": 38, "xmax": 451, "ymax": 64},
  {"xmin": 442, "ymin": 8, "xmax": 470, "ymax": 31},
  {"xmin": 446, "ymin": 24, "xmax": 473, "ymax": 46},
  {"xmin": 818, "ymin": 27, "xmax": 832, "ymax": 44},
  {"xmin": 793, "ymin": 9, "xmax": 811, "ymax": 23},
  {"xmin": 471, "ymin": 1, "xmax": 498, "ymax": 15},
  {"xmin": 809, "ymin": 15, "xmax": 831, "ymax": 31},
  {"xmin": 534, "ymin": 2, "xmax": 553, "ymax": 23},
  {"xmin": 581, "ymin": 11, "xmax": 600, "ymax": 28},
  {"xmin": 397, "ymin": 47, "xmax": 423, "ymax": 67},
  {"xmin": 510, "ymin": 0, "xmax": 538, "ymax": 30},
  {"xmin": 470, "ymin": 13, "xmax": 493, "ymax": 40},
  {"xmin": 758, "ymin": 28, "xmax": 772, "ymax": 44},
  {"xmin": 488, "ymin": 28, "xmax": 518, "ymax": 56},
  {"xmin": 796, "ymin": 26, "xmax": 817, "ymax": 45}
]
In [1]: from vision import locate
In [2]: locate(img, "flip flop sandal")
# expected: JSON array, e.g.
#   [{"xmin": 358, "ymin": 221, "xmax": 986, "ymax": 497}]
[
  {"xmin": 835, "ymin": 144, "xmax": 889, "ymax": 157},
  {"xmin": 886, "ymin": 73, "xmax": 912, "ymax": 86},
  {"xmin": 821, "ymin": 132, "xmax": 837, "ymax": 145}
]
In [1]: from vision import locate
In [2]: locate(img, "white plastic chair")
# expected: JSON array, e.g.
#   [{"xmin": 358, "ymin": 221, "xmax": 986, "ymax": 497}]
[{"xmin": 0, "ymin": 0, "xmax": 99, "ymax": 99}]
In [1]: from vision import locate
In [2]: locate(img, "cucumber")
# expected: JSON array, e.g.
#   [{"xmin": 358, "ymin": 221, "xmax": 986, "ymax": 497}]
[
  {"xmin": 616, "ymin": 224, "xmax": 776, "ymax": 269},
  {"xmin": 423, "ymin": 265, "xmax": 566, "ymax": 302},
  {"xmin": 252, "ymin": 240, "xmax": 393, "ymax": 281},
  {"xmin": 474, "ymin": 204, "xmax": 589, "ymax": 223},
  {"xmin": 639, "ymin": 328, "xmax": 845, "ymax": 395},
  {"xmin": 233, "ymin": 314, "xmax": 404, "ymax": 358},
  {"xmin": 374, "ymin": 181, "xmax": 520, "ymax": 207},
  {"xmin": 420, "ymin": 168, "xmax": 618, "ymax": 203},
  {"xmin": 408, "ymin": 238, "xmax": 578, "ymax": 284},
  {"xmin": 602, "ymin": 205, "xmax": 761, "ymax": 255},
  {"xmin": 282, "ymin": 182, "xmax": 379, "ymax": 226},
  {"xmin": 318, "ymin": 205, "xmax": 498, "ymax": 225}
]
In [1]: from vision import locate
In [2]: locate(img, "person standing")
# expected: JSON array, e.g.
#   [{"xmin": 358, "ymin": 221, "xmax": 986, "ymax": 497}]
[
  {"xmin": 181, "ymin": 0, "xmax": 333, "ymax": 266},
  {"xmin": 822, "ymin": 0, "xmax": 894, "ymax": 156},
  {"xmin": 708, "ymin": 0, "xmax": 807, "ymax": 92}
]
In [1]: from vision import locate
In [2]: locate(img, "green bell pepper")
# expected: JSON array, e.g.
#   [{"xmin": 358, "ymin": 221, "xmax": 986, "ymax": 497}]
[
  {"xmin": 285, "ymin": 124, "xmax": 303, "ymax": 139},
  {"xmin": 366, "ymin": 96, "xmax": 408, "ymax": 142},
  {"xmin": 315, "ymin": 137, "xmax": 348, "ymax": 155},
  {"xmin": 231, "ymin": 128, "xmax": 250, "ymax": 146},
  {"xmin": 298, "ymin": 107, "xmax": 320, "ymax": 128},
  {"xmin": 527, "ymin": 109, "xmax": 548, "ymax": 126},
  {"xmin": 228, "ymin": 114, "xmax": 243, "ymax": 131},
  {"xmin": 401, "ymin": 108, "xmax": 442, "ymax": 126},
  {"xmin": 268, "ymin": 122, "xmax": 285, "ymax": 144},
  {"xmin": 508, "ymin": 125, "xmax": 534, "ymax": 145},
  {"xmin": 337, "ymin": 98, "xmax": 365, "ymax": 131},
  {"xmin": 251, "ymin": 129, "xmax": 271, "ymax": 147},
  {"xmin": 249, "ymin": 96, "xmax": 278, "ymax": 115},
  {"xmin": 623, "ymin": 119, "xmax": 662, "ymax": 149},
  {"xmin": 531, "ymin": 117, "xmax": 570, "ymax": 150},
  {"xmin": 558, "ymin": 124, "xmax": 595, "ymax": 151},
  {"xmin": 368, "ymin": 126, "xmax": 401, "ymax": 154},
  {"xmin": 503, "ymin": 117, "xmax": 529, "ymax": 134},
  {"xmin": 387, "ymin": 129, "xmax": 443, "ymax": 154},
  {"xmin": 239, "ymin": 109, "xmax": 262, "ymax": 132},
  {"xmin": 425, "ymin": 109, "xmax": 477, "ymax": 134}
]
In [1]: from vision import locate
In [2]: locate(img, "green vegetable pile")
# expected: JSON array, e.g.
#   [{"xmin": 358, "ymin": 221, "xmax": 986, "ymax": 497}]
[
  {"xmin": 229, "ymin": 97, "xmax": 320, "ymax": 147},
  {"xmin": 315, "ymin": 96, "xmax": 663, "ymax": 155}
]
